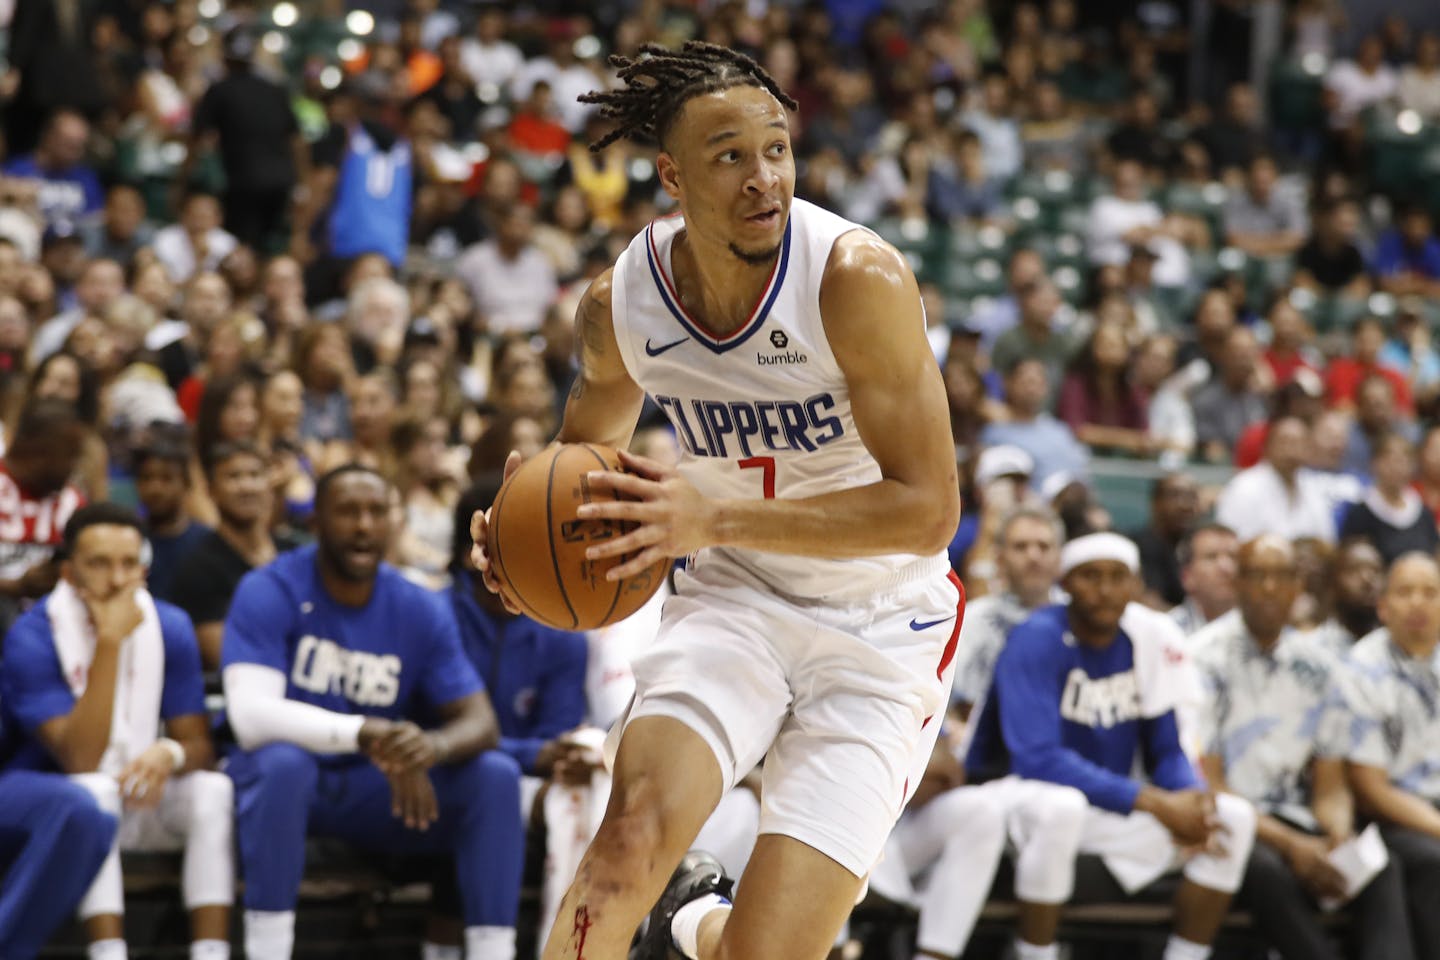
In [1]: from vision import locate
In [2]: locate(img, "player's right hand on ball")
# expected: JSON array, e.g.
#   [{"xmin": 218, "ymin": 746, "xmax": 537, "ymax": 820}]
[{"xmin": 469, "ymin": 449, "xmax": 523, "ymax": 614}]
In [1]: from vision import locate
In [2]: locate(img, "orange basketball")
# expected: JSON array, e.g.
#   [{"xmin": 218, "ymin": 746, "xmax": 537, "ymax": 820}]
[{"xmin": 485, "ymin": 443, "xmax": 668, "ymax": 630}]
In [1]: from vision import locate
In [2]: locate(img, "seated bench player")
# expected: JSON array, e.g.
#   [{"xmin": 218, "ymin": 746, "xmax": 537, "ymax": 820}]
[
  {"xmin": 221, "ymin": 465, "xmax": 524, "ymax": 960},
  {"xmin": 966, "ymin": 533, "xmax": 1257, "ymax": 960},
  {"xmin": 0, "ymin": 503, "xmax": 234, "ymax": 960}
]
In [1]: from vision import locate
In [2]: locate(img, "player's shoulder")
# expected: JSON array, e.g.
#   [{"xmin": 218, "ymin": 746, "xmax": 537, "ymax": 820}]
[
  {"xmin": 1006, "ymin": 604, "xmax": 1071, "ymax": 651},
  {"xmin": 232, "ymin": 545, "xmax": 313, "ymax": 606},
  {"xmin": 820, "ymin": 222, "xmax": 914, "ymax": 291},
  {"xmin": 2, "ymin": 598, "xmax": 54, "ymax": 653},
  {"xmin": 153, "ymin": 597, "xmax": 197, "ymax": 637},
  {"xmin": 376, "ymin": 563, "xmax": 452, "ymax": 621}
]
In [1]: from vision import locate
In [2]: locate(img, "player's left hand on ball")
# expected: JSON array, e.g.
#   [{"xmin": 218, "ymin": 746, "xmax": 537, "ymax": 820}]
[
  {"xmin": 578, "ymin": 448, "xmax": 714, "ymax": 580},
  {"xmin": 119, "ymin": 745, "xmax": 173, "ymax": 809},
  {"xmin": 387, "ymin": 768, "xmax": 438, "ymax": 831}
]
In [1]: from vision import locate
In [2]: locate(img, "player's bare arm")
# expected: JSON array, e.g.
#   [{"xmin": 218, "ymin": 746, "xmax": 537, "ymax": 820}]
[
  {"xmin": 583, "ymin": 232, "xmax": 960, "ymax": 576},
  {"xmin": 555, "ymin": 267, "xmax": 646, "ymax": 452}
]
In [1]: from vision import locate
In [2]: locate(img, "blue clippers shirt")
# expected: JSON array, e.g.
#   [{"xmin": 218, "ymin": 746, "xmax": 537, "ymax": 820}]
[
  {"xmin": 965, "ymin": 604, "xmax": 1198, "ymax": 813},
  {"xmin": 447, "ymin": 572, "xmax": 588, "ymax": 774},
  {"xmin": 221, "ymin": 546, "xmax": 481, "ymax": 728},
  {"xmin": 0, "ymin": 595, "xmax": 205, "ymax": 773}
]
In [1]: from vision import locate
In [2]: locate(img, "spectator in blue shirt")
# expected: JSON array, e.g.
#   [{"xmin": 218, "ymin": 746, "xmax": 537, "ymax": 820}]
[
  {"xmin": 967, "ymin": 534, "xmax": 1257, "ymax": 960},
  {"xmin": 1374, "ymin": 205, "xmax": 1440, "ymax": 299},
  {"xmin": 980, "ymin": 359, "xmax": 1091, "ymax": 493},
  {"xmin": 447, "ymin": 482, "xmax": 589, "ymax": 780},
  {"xmin": 1, "ymin": 110, "xmax": 103, "ymax": 228}
]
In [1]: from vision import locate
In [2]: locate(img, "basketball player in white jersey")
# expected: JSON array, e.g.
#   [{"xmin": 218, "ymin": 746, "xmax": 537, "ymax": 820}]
[{"xmin": 471, "ymin": 42, "xmax": 963, "ymax": 960}]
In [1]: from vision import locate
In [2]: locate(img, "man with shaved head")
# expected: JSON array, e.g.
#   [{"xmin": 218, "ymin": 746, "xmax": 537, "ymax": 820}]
[
  {"xmin": 1347, "ymin": 552, "xmax": 1440, "ymax": 957},
  {"xmin": 1193, "ymin": 536, "xmax": 1410, "ymax": 960}
]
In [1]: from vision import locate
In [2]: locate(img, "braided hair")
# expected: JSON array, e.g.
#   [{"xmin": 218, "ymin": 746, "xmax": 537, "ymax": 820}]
[{"xmin": 580, "ymin": 41, "xmax": 798, "ymax": 153}]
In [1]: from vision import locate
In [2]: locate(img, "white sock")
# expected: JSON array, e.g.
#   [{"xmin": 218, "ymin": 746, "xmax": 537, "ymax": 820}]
[
  {"xmin": 88, "ymin": 941, "xmax": 128, "ymax": 960},
  {"xmin": 244, "ymin": 910, "xmax": 295, "ymax": 960},
  {"xmin": 1163, "ymin": 935, "xmax": 1211, "ymax": 960},
  {"xmin": 670, "ymin": 892, "xmax": 732, "ymax": 960},
  {"xmin": 464, "ymin": 925, "xmax": 515, "ymax": 960},
  {"xmin": 1014, "ymin": 941, "xmax": 1060, "ymax": 960},
  {"xmin": 191, "ymin": 940, "xmax": 230, "ymax": 960},
  {"xmin": 423, "ymin": 944, "xmax": 462, "ymax": 960}
]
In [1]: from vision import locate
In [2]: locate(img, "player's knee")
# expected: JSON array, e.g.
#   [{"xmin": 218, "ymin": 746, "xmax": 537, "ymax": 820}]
[
  {"xmin": 442, "ymin": 750, "xmax": 521, "ymax": 811},
  {"xmin": 938, "ymin": 787, "xmax": 1006, "ymax": 838},
  {"xmin": 473, "ymin": 750, "xmax": 522, "ymax": 790},
  {"xmin": 70, "ymin": 772, "xmax": 122, "ymax": 814},
  {"xmin": 594, "ymin": 777, "xmax": 671, "ymax": 867},
  {"xmin": 187, "ymin": 771, "xmax": 235, "ymax": 827},
  {"xmin": 1031, "ymin": 786, "xmax": 1089, "ymax": 842},
  {"xmin": 1214, "ymin": 793, "xmax": 1257, "ymax": 849},
  {"xmin": 247, "ymin": 742, "xmax": 319, "ymax": 792},
  {"xmin": 55, "ymin": 783, "xmax": 118, "ymax": 855}
]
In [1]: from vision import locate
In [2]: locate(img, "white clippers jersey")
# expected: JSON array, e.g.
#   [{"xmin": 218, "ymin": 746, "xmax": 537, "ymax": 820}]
[{"xmin": 609, "ymin": 197, "xmax": 948, "ymax": 601}]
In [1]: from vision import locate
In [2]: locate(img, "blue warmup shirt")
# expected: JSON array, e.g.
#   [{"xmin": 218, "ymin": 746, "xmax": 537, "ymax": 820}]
[
  {"xmin": 0, "ymin": 596, "xmax": 205, "ymax": 772},
  {"xmin": 1, "ymin": 155, "xmax": 104, "ymax": 224},
  {"xmin": 965, "ymin": 604, "xmax": 1199, "ymax": 813},
  {"xmin": 448, "ymin": 573, "xmax": 587, "ymax": 774},
  {"xmin": 221, "ymin": 546, "xmax": 481, "ymax": 736}
]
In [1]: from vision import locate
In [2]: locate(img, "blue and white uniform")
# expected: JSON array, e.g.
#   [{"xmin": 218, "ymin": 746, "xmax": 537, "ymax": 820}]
[
  {"xmin": 967, "ymin": 604, "xmax": 1256, "ymax": 895},
  {"xmin": 0, "ymin": 585, "xmax": 234, "ymax": 928},
  {"xmin": 604, "ymin": 198, "xmax": 964, "ymax": 877},
  {"xmin": 221, "ymin": 546, "xmax": 522, "ymax": 940}
]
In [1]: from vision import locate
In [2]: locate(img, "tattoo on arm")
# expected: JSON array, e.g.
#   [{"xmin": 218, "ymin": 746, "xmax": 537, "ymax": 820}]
[{"xmin": 577, "ymin": 287, "xmax": 609, "ymax": 359}]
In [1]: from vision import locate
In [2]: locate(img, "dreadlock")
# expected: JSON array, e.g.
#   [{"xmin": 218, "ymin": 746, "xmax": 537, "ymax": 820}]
[{"xmin": 580, "ymin": 41, "xmax": 798, "ymax": 153}]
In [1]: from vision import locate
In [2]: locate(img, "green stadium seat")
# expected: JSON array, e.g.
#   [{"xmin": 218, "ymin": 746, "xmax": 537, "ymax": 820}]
[{"xmin": 1268, "ymin": 58, "xmax": 1325, "ymax": 133}]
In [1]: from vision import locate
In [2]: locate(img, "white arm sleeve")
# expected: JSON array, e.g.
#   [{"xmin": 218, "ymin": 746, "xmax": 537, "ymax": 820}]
[{"xmin": 223, "ymin": 663, "xmax": 367, "ymax": 754}]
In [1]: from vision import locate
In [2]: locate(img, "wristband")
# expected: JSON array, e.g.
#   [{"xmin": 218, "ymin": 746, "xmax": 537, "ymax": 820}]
[{"xmin": 156, "ymin": 737, "xmax": 186, "ymax": 772}]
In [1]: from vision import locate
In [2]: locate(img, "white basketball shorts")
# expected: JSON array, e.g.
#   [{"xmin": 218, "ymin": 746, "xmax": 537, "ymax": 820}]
[{"xmin": 606, "ymin": 555, "xmax": 965, "ymax": 877}]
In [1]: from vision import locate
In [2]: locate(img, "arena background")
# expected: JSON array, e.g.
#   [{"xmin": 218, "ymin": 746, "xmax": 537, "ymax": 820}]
[{"xmin": 3, "ymin": 0, "xmax": 1440, "ymax": 956}]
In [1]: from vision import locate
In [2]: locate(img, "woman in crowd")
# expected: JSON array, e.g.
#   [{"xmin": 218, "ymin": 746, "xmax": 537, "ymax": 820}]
[
  {"xmin": 1340, "ymin": 432, "xmax": 1440, "ymax": 564},
  {"xmin": 1057, "ymin": 320, "xmax": 1151, "ymax": 455}
]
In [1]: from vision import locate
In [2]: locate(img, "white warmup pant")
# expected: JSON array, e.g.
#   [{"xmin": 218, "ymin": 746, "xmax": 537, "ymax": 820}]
[
  {"xmin": 71, "ymin": 770, "xmax": 235, "ymax": 919},
  {"xmin": 868, "ymin": 778, "xmax": 1088, "ymax": 958},
  {"xmin": 1079, "ymin": 792, "xmax": 1257, "ymax": 895}
]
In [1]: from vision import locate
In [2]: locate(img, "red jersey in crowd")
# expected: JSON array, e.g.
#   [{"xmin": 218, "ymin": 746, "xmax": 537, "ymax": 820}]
[{"xmin": 0, "ymin": 464, "xmax": 84, "ymax": 582}]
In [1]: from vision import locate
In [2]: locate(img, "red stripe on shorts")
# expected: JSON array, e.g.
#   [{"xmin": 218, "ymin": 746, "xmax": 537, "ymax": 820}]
[{"xmin": 935, "ymin": 570, "xmax": 967, "ymax": 681}]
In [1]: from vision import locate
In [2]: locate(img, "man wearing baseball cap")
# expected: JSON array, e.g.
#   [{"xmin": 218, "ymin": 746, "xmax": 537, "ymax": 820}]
[{"xmin": 965, "ymin": 533, "xmax": 1256, "ymax": 960}]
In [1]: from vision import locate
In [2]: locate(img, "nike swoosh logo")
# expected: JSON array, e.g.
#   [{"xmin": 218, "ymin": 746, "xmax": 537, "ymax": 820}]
[
  {"xmin": 909, "ymin": 616, "xmax": 953, "ymax": 631},
  {"xmin": 645, "ymin": 337, "xmax": 689, "ymax": 357}
]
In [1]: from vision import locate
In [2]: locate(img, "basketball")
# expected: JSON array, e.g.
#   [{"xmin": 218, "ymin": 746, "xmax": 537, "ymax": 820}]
[{"xmin": 485, "ymin": 443, "xmax": 669, "ymax": 630}]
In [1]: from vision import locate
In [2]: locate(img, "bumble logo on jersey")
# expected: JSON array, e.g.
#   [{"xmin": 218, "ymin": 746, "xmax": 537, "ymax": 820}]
[
  {"xmin": 290, "ymin": 635, "xmax": 402, "ymax": 707},
  {"xmin": 655, "ymin": 391, "xmax": 844, "ymax": 458}
]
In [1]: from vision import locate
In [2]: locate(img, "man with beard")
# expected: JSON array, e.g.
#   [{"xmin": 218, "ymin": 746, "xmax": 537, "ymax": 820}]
[
  {"xmin": 1301, "ymin": 538, "xmax": 1383, "ymax": 655},
  {"xmin": 1130, "ymin": 473, "xmax": 1200, "ymax": 610},
  {"xmin": 966, "ymin": 533, "xmax": 1256, "ymax": 960},
  {"xmin": 1346, "ymin": 552, "xmax": 1440, "ymax": 959},
  {"xmin": 1194, "ymin": 536, "xmax": 1410, "ymax": 960},
  {"xmin": 168, "ymin": 443, "xmax": 289, "ymax": 670},
  {"xmin": 221, "ymin": 465, "xmax": 522, "ymax": 960}
]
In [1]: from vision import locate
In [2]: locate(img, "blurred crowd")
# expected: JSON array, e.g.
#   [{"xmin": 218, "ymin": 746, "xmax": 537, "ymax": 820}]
[{"xmin": 1, "ymin": 0, "xmax": 1440, "ymax": 957}]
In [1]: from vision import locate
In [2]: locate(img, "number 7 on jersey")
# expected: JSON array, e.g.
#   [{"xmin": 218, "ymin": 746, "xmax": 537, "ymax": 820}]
[{"xmin": 739, "ymin": 456, "xmax": 776, "ymax": 499}]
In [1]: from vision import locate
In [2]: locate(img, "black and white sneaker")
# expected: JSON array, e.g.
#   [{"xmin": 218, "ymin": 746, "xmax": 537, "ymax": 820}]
[{"xmin": 632, "ymin": 850, "xmax": 734, "ymax": 960}]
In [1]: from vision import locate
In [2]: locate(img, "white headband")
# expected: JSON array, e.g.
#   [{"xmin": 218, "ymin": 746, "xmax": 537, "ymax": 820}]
[{"xmin": 1059, "ymin": 532, "xmax": 1140, "ymax": 578}]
